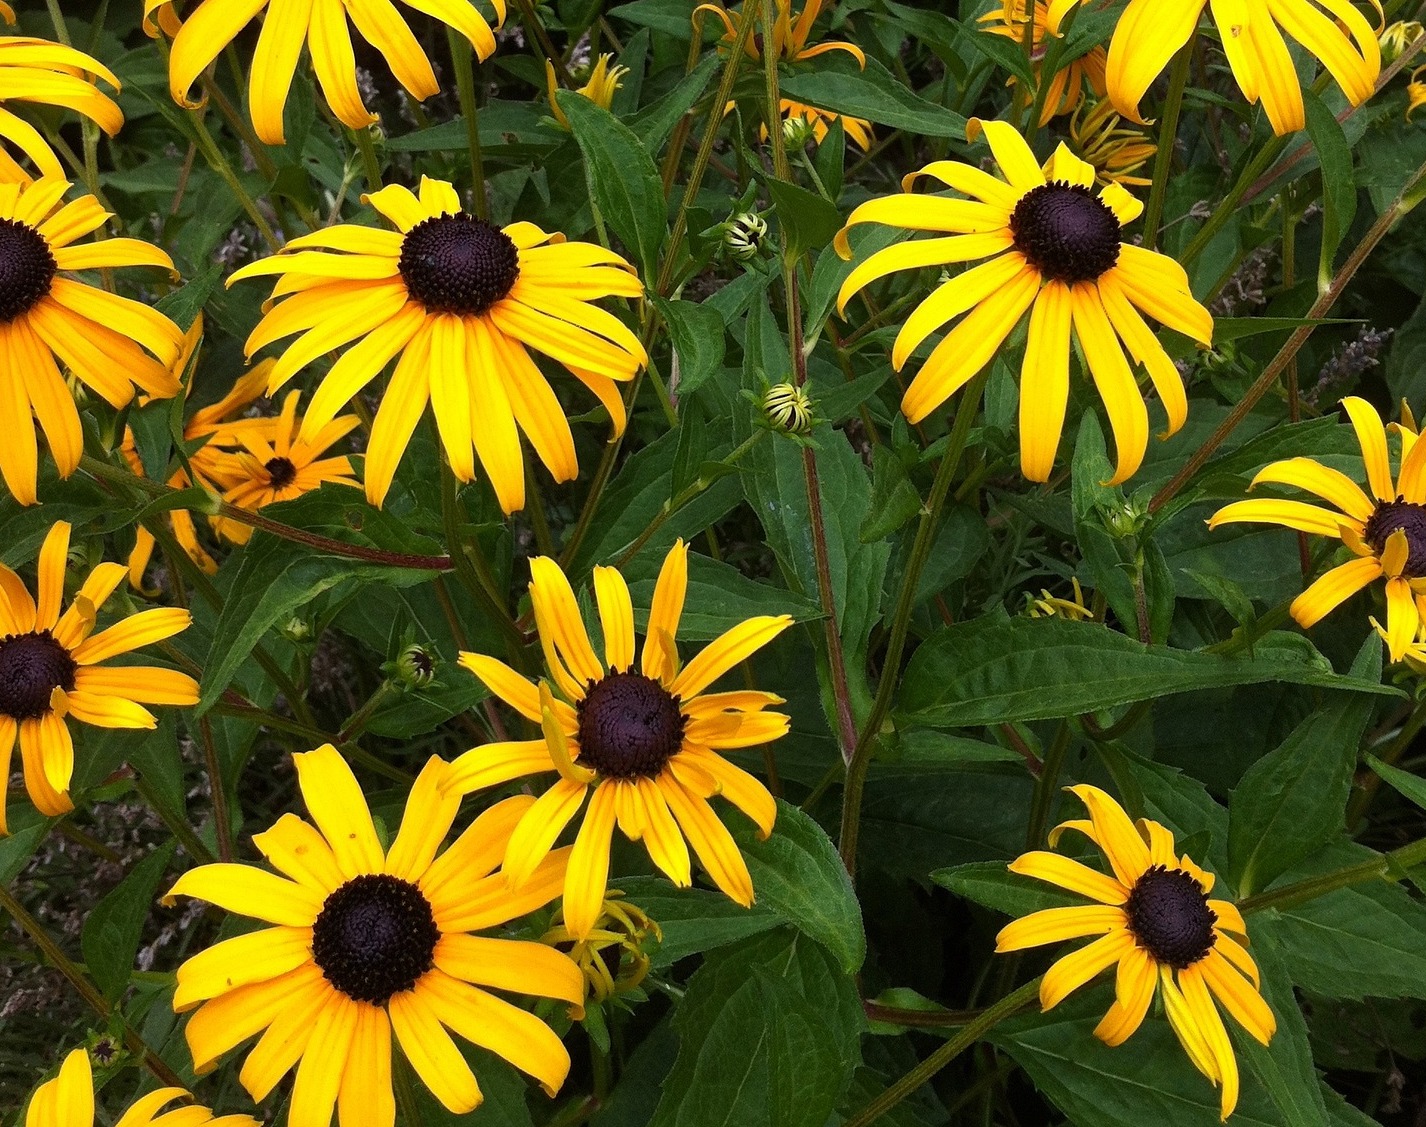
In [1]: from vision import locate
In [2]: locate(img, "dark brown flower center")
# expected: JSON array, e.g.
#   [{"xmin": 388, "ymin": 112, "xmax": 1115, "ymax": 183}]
[
  {"xmin": 264, "ymin": 456, "xmax": 297, "ymax": 489},
  {"xmin": 1125, "ymin": 865, "xmax": 1217, "ymax": 969},
  {"xmin": 311, "ymin": 874, "xmax": 439, "ymax": 1005},
  {"xmin": 0, "ymin": 218, "xmax": 56, "ymax": 322},
  {"xmin": 1364, "ymin": 499, "xmax": 1426, "ymax": 578},
  {"xmin": 0, "ymin": 630, "xmax": 76, "ymax": 720},
  {"xmin": 576, "ymin": 672, "xmax": 685, "ymax": 780},
  {"xmin": 1010, "ymin": 181, "xmax": 1120, "ymax": 283},
  {"xmin": 399, "ymin": 213, "xmax": 520, "ymax": 316}
]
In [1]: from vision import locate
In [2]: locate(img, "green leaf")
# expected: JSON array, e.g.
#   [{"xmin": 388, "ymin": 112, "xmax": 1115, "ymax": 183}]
[
  {"xmin": 557, "ymin": 91, "xmax": 668, "ymax": 279},
  {"xmin": 655, "ymin": 297, "xmax": 726, "ymax": 396},
  {"xmin": 1363, "ymin": 752, "xmax": 1426, "ymax": 813},
  {"xmin": 897, "ymin": 616, "xmax": 1398, "ymax": 729},
  {"xmin": 648, "ymin": 930, "xmax": 863, "ymax": 1127},
  {"xmin": 1227, "ymin": 636, "xmax": 1380, "ymax": 895},
  {"xmin": 931, "ymin": 860, "xmax": 1084, "ymax": 918},
  {"xmin": 1303, "ymin": 91, "xmax": 1356, "ymax": 289},
  {"xmin": 860, "ymin": 446, "xmax": 923, "ymax": 543},
  {"xmin": 612, "ymin": 876, "xmax": 781, "ymax": 968},
  {"xmin": 625, "ymin": 551, "xmax": 820, "ymax": 641},
  {"xmin": 81, "ymin": 842, "xmax": 176, "ymax": 1001},
  {"xmin": 766, "ymin": 178, "xmax": 843, "ymax": 254},
  {"xmin": 1236, "ymin": 928, "xmax": 1330, "ymax": 1127},
  {"xmin": 729, "ymin": 800, "xmax": 866, "ymax": 974},
  {"xmin": 963, "ymin": 26, "xmax": 1036, "ymax": 87},
  {"xmin": 631, "ymin": 51, "xmax": 721, "ymax": 149},
  {"xmin": 779, "ymin": 56, "xmax": 968, "ymax": 138}
]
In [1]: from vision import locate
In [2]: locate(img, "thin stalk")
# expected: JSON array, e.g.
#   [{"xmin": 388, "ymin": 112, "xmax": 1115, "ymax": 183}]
[
  {"xmin": 1142, "ymin": 39, "xmax": 1192, "ymax": 251},
  {"xmin": 186, "ymin": 107, "xmax": 281, "ymax": 251},
  {"xmin": 1024, "ymin": 721, "xmax": 1073, "ymax": 848},
  {"xmin": 1240, "ymin": 835, "xmax": 1426, "ymax": 914},
  {"xmin": 759, "ymin": 0, "xmax": 788, "ymax": 183},
  {"xmin": 838, "ymin": 370, "xmax": 989, "ymax": 878},
  {"xmin": 840, "ymin": 978, "xmax": 1042, "ymax": 1127},
  {"xmin": 1179, "ymin": 134, "xmax": 1290, "ymax": 267},
  {"xmin": 197, "ymin": 716, "xmax": 233, "ymax": 862},
  {"xmin": 351, "ymin": 126, "xmax": 383, "ymax": 192},
  {"xmin": 1150, "ymin": 153, "xmax": 1426, "ymax": 513},
  {"xmin": 135, "ymin": 775, "xmax": 215, "ymax": 863},
  {"xmin": 513, "ymin": 0, "xmax": 574, "ymax": 88},
  {"xmin": 1280, "ymin": 198, "xmax": 1312, "ymax": 579},
  {"xmin": 447, "ymin": 27, "xmax": 488, "ymax": 217},
  {"xmin": 337, "ymin": 681, "xmax": 398, "ymax": 744},
  {"xmin": 438, "ymin": 455, "xmax": 527, "ymax": 660}
]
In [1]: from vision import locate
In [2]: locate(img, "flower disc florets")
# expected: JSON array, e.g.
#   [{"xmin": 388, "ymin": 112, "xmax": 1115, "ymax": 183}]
[
  {"xmin": 0, "ymin": 218, "xmax": 57, "ymax": 322},
  {"xmin": 575, "ymin": 672, "xmax": 685, "ymax": 780},
  {"xmin": 0, "ymin": 630, "xmax": 76, "ymax": 720},
  {"xmin": 311, "ymin": 873, "xmax": 440, "ymax": 1005},
  {"xmin": 399, "ymin": 213, "xmax": 520, "ymax": 316},
  {"xmin": 1364, "ymin": 499, "xmax": 1426, "ymax": 577},
  {"xmin": 1125, "ymin": 865, "xmax": 1217, "ymax": 969},
  {"xmin": 264, "ymin": 456, "xmax": 297, "ymax": 489},
  {"xmin": 1010, "ymin": 181, "xmax": 1120, "ymax": 283}
]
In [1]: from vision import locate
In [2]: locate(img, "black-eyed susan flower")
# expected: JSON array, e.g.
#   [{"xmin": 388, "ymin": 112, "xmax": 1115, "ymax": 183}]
[
  {"xmin": 205, "ymin": 390, "xmax": 360, "ymax": 546},
  {"xmin": 0, "ymin": 24, "xmax": 123, "ymax": 183},
  {"xmin": 143, "ymin": 0, "xmax": 504, "ymax": 145},
  {"xmin": 545, "ymin": 53, "xmax": 628, "ymax": 128},
  {"xmin": 696, "ymin": 0, "xmax": 866, "ymax": 65},
  {"xmin": 997, "ymin": 784, "xmax": 1275, "ymax": 1120},
  {"xmin": 1408, "ymin": 66, "xmax": 1426, "ymax": 121},
  {"xmin": 1208, "ymin": 396, "xmax": 1426, "ymax": 661},
  {"xmin": 444, "ymin": 540, "xmax": 792, "ymax": 939},
  {"xmin": 1045, "ymin": 0, "xmax": 1380, "ymax": 135},
  {"xmin": 164, "ymin": 745, "xmax": 583, "ymax": 1125},
  {"xmin": 229, "ymin": 176, "xmax": 646, "ymax": 511},
  {"xmin": 835, "ymin": 119, "xmax": 1212, "ymax": 484},
  {"xmin": 0, "ymin": 521, "xmax": 197, "ymax": 829},
  {"xmin": 1069, "ymin": 99, "xmax": 1157, "ymax": 187},
  {"xmin": 24, "ymin": 1046, "xmax": 258, "ymax": 1127},
  {"xmin": 0, "ymin": 178, "xmax": 183, "ymax": 504},
  {"xmin": 979, "ymin": 0, "xmax": 1107, "ymax": 126}
]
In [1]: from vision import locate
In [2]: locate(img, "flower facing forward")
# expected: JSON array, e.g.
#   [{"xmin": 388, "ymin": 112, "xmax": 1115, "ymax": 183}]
[
  {"xmin": 1045, "ymin": 0, "xmax": 1379, "ymax": 134},
  {"xmin": 444, "ymin": 540, "xmax": 793, "ymax": 938},
  {"xmin": 0, "ymin": 178, "xmax": 183, "ymax": 503},
  {"xmin": 0, "ymin": 521, "xmax": 197, "ymax": 828},
  {"xmin": 1209, "ymin": 396, "xmax": 1426, "ymax": 660},
  {"xmin": 980, "ymin": 0, "xmax": 1107, "ymax": 126},
  {"xmin": 0, "ymin": 20, "xmax": 123, "ymax": 182},
  {"xmin": 835, "ymin": 119, "xmax": 1212, "ymax": 484},
  {"xmin": 230, "ymin": 177, "xmax": 646, "ymax": 511},
  {"xmin": 998, "ymin": 785, "xmax": 1275, "ymax": 1120},
  {"xmin": 143, "ymin": 0, "xmax": 504, "ymax": 145},
  {"xmin": 165, "ymin": 746, "xmax": 584, "ymax": 1126},
  {"xmin": 25, "ymin": 1047, "xmax": 258, "ymax": 1127}
]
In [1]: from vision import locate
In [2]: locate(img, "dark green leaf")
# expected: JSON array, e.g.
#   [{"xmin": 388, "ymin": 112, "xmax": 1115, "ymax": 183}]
[
  {"xmin": 82, "ymin": 842, "xmax": 176, "ymax": 1001},
  {"xmin": 625, "ymin": 551, "xmax": 820, "ymax": 641},
  {"xmin": 1363, "ymin": 752, "xmax": 1426, "ymax": 813},
  {"xmin": 656, "ymin": 297, "xmax": 726, "ymax": 396},
  {"xmin": 767, "ymin": 178, "xmax": 843, "ymax": 255},
  {"xmin": 860, "ymin": 445, "xmax": 922, "ymax": 542},
  {"xmin": 780, "ymin": 56, "xmax": 968, "ymax": 138},
  {"xmin": 931, "ymin": 861, "xmax": 1084, "ymax": 917},
  {"xmin": 613, "ymin": 876, "xmax": 780, "ymax": 968},
  {"xmin": 1304, "ymin": 91, "xmax": 1356, "ymax": 288}
]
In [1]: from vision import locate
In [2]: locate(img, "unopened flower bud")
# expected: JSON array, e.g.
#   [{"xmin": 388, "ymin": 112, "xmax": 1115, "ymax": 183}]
[
  {"xmin": 782, "ymin": 113, "xmax": 816, "ymax": 149},
  {"xmin": 394, "ymin": 643, "xmax": 436, "ymax": 688},
  {"xmin": 761, "ymin": 382, "xmax": 814, "ymax": 435},
  {"xmin": 725, "ymin": 212, "xmax": 768, "ymax": 261}
]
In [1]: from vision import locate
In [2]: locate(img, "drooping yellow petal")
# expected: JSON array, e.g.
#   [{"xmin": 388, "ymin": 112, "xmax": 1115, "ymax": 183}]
[
  {"xmin": 1207, "ymin": 498, "xmax": 1358, "ymax": 538},
  {"xmin": 1093, "ymin": 944, "xmax": 1156, "ymax": 1046},
  {"xmin": 562, "ymin": 781, "xmax": 619, "ymax": 939},
  {"xmin": 643, "ymin": 540, "xmax": 688, "ymax": 683},
  {"xmin": 1250, "ymin": 457, "xmax": 1374, "ymax": 521},
  {"xmin": 1019, "ymin": 279, "xmax": 1073, "ymax": 482},
  {"xmin": 1009, "ymin": 851, "xmax": 1129, "ymax": 904},
  {"xmin": 1289, "ymin": 555, "xmax": 1382, "ymax": 627},
  {"xmin": 1066, "ymin": 784, "xmax": 1152, "ymax": 886},
  {"xmin": 388, "ymin": 988, "xmax": 482, "ymax": 1113},
  {"xmin": 1039, "ymin": 928, "xmax": 1135, "ymax": 1009},
  {"xmin": 1343, "ymin": 396, "xmax": 1395, "ymax": 502}
]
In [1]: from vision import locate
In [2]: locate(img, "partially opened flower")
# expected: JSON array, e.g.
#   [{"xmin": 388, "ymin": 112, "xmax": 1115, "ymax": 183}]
[
  {"xmin": 546, "ymin": 53, "xmax": 628, "ymax": 128},
  {"xmin": 1069, "ymin": 99, "xmax": 1156, "ymax": 187},
  {"xmin": 695, "ymin": 0, "xmax": 866, "ymax": 65},
  {"xmin": 1045, "ymin": 0, "xmax": 1379, "ymax": 134},
  {"xmin": 998, "ymin": 785, "xmax": 1275, "ymax": 1120},
  {"xmin": 165, "ymin": 746, "xmax": 583, "ymax": 1125},
  {"xmin": 24, "ymin": 1047, "xmax": 258, "ymax": 1127},
  {"xmin": 835, "ymin": 119, "xmax": 1212, "ymax": 484},
  {"xmin": 444, "ymin": 540, "xmax": 793, "ymax": 938},
  {"xmin": 143, "ymin": 0, "xmax": 504, "ymax": 145},
  {"xmin": 0, "ymin": 178, "xmax": 183, "ymax": 503},
  {"xmin": 0, "ymin": 25, "xmax": 123, "ymax": 182},
  {"xmin": 229, "ymin": 176, "xmax": 645, "ymax": 511},
  {"xmin": 1209, "ymin": 396, "xmax": 1426, "ymax": 661},
  {"xmin": 980, "ymin": 0, "xmax": 1107, "ymax": 126},
  {"xmin": 0, "ymin": 521, "xmax": 197, "ymax": 829}
]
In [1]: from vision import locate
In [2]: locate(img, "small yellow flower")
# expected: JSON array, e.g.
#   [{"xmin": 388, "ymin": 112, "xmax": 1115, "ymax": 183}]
[
  {"xmin": 546, "ymin": 53, "xmax": 629, "ymax": 128},
  {"xmin": 979, "ymin": 0, "xmax": 1107, "ymax": 127},
  {"xmin": 543, "ymin": 891, "xmax": 661, "ymax": 1002},
  {"xmin": 1068, "ymin": 99, "xmax": 1157, "ymax": 187},
  {"xmin": 998, "ymin": 785, "xmax": 1275, "ymax": 1121},
  {"xmin": 1408, "ymin": 65, "xmax": 1426, "ymax": 121},
  {"xmin": 1026, "ymin": 577, "xmax": 1094, "ymax": 619},
  {"xmin": 24, "ymin": 1047, "xmax": 257, "ymax": 1127},
  {"xmin": 695, "ymin": 0, "xmax": 866, "ymax": 65}
]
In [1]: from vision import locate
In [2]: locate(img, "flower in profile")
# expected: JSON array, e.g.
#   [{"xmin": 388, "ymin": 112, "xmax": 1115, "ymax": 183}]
[
  {"xmin": 1068, "ymin": 99, "xmax": 1156, "ymax": 187},
  {"xmin": 835, "ymin": 119, "xmax": 1212, "ymax": 484},
  {"xmin": 0, "ymin": 521, "xmax": 197, "ymax": 829},
  {"xmin": 444, "ymin": 540, "xmax": 793, "ymax": 938},
  {"xmin": 542, "ymin": 890, "xmax": 662, "ymax": 1003},
  {"xmin": 1408, "ymin": 66, "xmax": 1426, "ymax": 121},
  {"xmin": 997, "ymin": 785, "xmax": 1275, "ymax": 1120},
  {"xmin": 229, "ymin": 176, "xmax": 646, "ymax": 511},
  {"xmin": 1026, "ymin": 577, "xmax": 1094, "ymax": 619},
  {"xmin": 143, "ymin": 0, "xmax": 505, "ymax": 145},
  {"xmin": 0, "ymin": 21, "xmax": 123, "ymax": 182},
  {"xmin": 980, "ymin": 0, "xmax": 1107, "ymax": 126},
  {"xmin": 24, "ymin": 1047, "xmax": 258, "ymax": 1127},
  {"xmin": 546, "ymin": 53, "xmax": 628, "ymax": 128},
  {"xmin": 1045, "ymin": 0, "xmax": 1379, "ymax": 134},
  {"xmin": 0, "ymin": 177, "xmax": 183, "ymax": 504},
  {"xmin": 205, "ymin": 390, "xmax": 360, "ymax": 546},
  {"xmin": 1382, "ymin": 19, "xmax": 1424, "ymax": 62},
  {"xmin": 770, "ymin": 99, "xmax": 874, "ymax": 150},
  {"xmin": 165, "ymin": 746, "xmax": 583, "ymax": 1124},
  {"xmin": 1208, "ymin": 396, "xmax": 1426, "ymax": 661},
  {"xmin": 695, "ymin": 0, "xmax": 866, "ymax": 65}
]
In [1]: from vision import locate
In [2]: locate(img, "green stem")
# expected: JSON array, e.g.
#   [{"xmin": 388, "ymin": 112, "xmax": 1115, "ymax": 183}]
[
  {"xmin": 447, "ymin": 27, "xmax": 488, "ymax": 218},
  {"xmin": 512, "ymin": 0, "xmax": 574, "ymax": 88},
  {"xmin": 1142, "ymin": 38, "xmax": 1192, "ymax": 251},
  {"xmin": 351, "ymin": 126, "xmax": 383, "ymax": 193},
  {"xmin": 135, "ymin": 775, "xmax": 215, "ymax": 863},
  {"xmin": 338, "ymin": 681, "xmax": 398, "ymax": 744},
  {"xmin": 840, "ymin": 978, "xmax": 1042, "ymax": 1127},
  {"xmin": 1179, "ymin": 134, "xmax": 1290, "ymax": 267},
  {"xmin": 1347, "ymin": 694, "xmax": 1426, "ymax": 828},
  {"xmin": 186, "ymin": 107, "xmax": 281, "ymax": 251},
  {"xmin": 838, "ymin": 369, "xmax": 989, "ymax": 878},
  {"xmin": 1024, "ymin": 721, "xmax": 1073, "ymax": 848},
  {"xmin": 438, "ymin": 455, "xmax": 527, "ymax": 661},
  {"xmin": 1239, "ymin": 835, "xmax": 1426, "ymax": 914},
  {"xmin": 197, "ymin": 715, "xmax": 233, "ymax": 862}
]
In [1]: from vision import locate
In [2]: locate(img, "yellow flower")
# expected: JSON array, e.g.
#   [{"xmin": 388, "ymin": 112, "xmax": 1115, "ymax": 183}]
[
  {"xmin": 835, "ymin": 119, "xmax": 1212, "ymax": 484},
  {"xmin": 143, "ymin": 0, "xmax": 505, "ymax": 145},
  {"xmin": 1046, "ymin": 0, "xmax": 1380, "ymax": 135},
  {"xmin": 0, "ymin": 521, "xmax": 198, "ymax": 829},
  {"xmin": 443, "ymin": 540, "xmax": 793, "ymax": 939},
  {"xmin": 1026, "ymin": 577, "xmax": 1094, "ymax": 619},
  {"xmin": 695, "ymin": 0, "xmax": 866, "ymax": 65},
  {"xmin": 25, "ymin": 1047, "xmax": 258, "ymax": 1127},
  {"xmin": 1408, "ymin": 65, "xmax": 1426, "ymax": 121},
  {"xmin": 998, "ymin": 785, "xmax": 1275, "ymax": 1121},
  {"xmin": 164, "ymin": 745, "xmax": 584, "ymax": 1125},
  {"xmin": 229, "ymin": 176, "xmax": 646, "ymax": 511},
  {"xmin": 979, "ymin": 0, "xmax": 1107, "ymax": 126},
  {"xmin": 546, "ymin": 53, "xmax": 628, "ymax": 128},
  {"xmin": 1208, "ymin": 396, "xmax": 1426, "ymax": 661},
  {"xmin": 204, "ymin": 389, "xmax": 361, "ymax": 545},
  {"xmin": 542, "ymin": 890, "xmax": 661, "ymax": 1003},
  {"xmin": 1068, "ymin": 98, "xmax": 1157, "ymax": 187},
  {"xmin": 767, "ymin": 98, "xmax": 874, "ymax": 150},
  {"xmin": 0, "ymin": 178, "xmax": 183, "ymax": 504},
  {"xmin": 1380, "ymin": 19, "xmax": 1422, "ymax": 62},
  {"xmin": 0, "ymin": 21, "xmax": 122, "ymax": 183}
]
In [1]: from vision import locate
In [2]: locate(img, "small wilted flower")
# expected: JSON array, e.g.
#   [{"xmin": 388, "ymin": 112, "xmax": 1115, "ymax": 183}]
[
  {"xmin": 1382, "ymin": 20, "xmax": 1424, "ymax": 63},
  {"xmin": 1408, "ymin": 65, "xmax": 1426, "ymax": 121},
  {"xmin": 726, "ymin": 211, "xmax": 769, "ymax": 261},
  {"xmin": 543, "ymin": 891, "xmax": 661, "ymax": 1003},
  {"xmin": 761, "ymin": 382, "xmax": 815, "ymax": 435},
  {"xmin": 1068, "ymin": 99, "xmax": 1156, "ymax": 187},
  {"xmin": 1026, "ymin": 578, "xmax": 1094, "ymax": 620}
]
